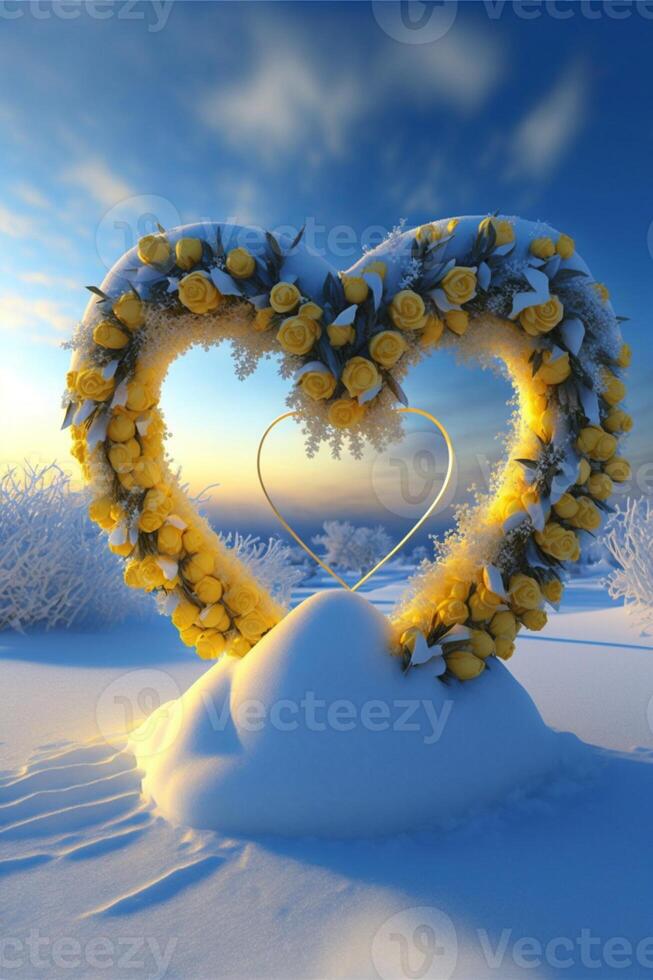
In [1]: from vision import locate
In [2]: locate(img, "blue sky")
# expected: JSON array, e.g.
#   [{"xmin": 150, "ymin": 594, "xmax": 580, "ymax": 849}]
[{"xmin": 1, "ymin": 0, "xmax": 652, "ymax": 542}]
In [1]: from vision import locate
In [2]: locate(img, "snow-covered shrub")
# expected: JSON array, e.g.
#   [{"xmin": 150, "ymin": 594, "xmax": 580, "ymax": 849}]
[
  {"xmin": 312, "ymin": 520, "xmax": 392, "ymax": 574},
  {"xmin": 219, "ymin": 532, "xmax": 309, "ymax": 606},
  {"xmin": 603, "ymin": 497, "xmax": 653, "ymax": 634},
  {"xmin": 0, "ymin": 462, "xmax": 149, "ymax": 632}
]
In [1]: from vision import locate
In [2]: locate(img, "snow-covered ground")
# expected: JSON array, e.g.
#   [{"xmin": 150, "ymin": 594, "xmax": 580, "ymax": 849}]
[{"xmin": 1, "ymin": 568, "xmax": 653, "ymax": 979}]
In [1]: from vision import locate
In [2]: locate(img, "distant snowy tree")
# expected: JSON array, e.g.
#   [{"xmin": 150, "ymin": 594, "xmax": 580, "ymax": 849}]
[
  {"xmin": 603, "ymin": 497, "xmax": 653, "ymax": 635},
  {"xmin": 0, "ymin": 462, "xmax": 148, "ymax": 632},
  {"xmin": 312, "ymin": 520, "xmax": 392, "ymax": 574}
]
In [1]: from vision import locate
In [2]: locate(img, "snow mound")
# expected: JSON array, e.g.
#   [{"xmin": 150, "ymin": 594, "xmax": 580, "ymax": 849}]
[{"xmin": 132, "ymin": 591, "xmax": 583, "ymax": 838}]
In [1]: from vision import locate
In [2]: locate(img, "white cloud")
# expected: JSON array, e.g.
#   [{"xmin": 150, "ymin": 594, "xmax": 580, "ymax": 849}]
[
  {"xmin": 0, "ymin": 292, "xmax": 74, "ymax": 339},
  {"xmin": 11, "ymin": 181, "xmax": 52, "ymax": 210},
  {"xmin": 61, "ymin": 157, "xmax": 134, "ymax": 209},
  {"xmin": 0, "ymin": 205, "xmax": 41, "ymax": 240},
  {"xmin": 507, "ymin": 63, "xmax": 589, "ymax": 181},
  {"xmin": 19, "ymin": 272, "xmax": 79, "ymax": 291}
]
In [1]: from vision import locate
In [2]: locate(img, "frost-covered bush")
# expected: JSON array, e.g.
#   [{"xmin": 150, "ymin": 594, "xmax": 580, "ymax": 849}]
[
  {"xmin": 312, "ymin": 520, "xmax": 392, "ymax": 574},
  {"xmin": 219, "ymin": 532, "xmax": 309, "ymax": 606},
  {"xmin": 0, "ymin": 462, "xmax": 149, "ymax": 632},
  {"xmin": 604, "ymin": 497, "xmax": 653, "ymax": 635}
]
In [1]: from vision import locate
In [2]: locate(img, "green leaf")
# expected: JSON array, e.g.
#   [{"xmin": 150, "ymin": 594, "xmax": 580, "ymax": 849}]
[
  {"xmin": 86, "ymin": 286, "xmax": 109, "ymax": 300},
  {"xmin": 514, "ymin": 457, "xmax": 538, "ymax": 470},
  {"xmin": 288, "ymin": 225, "xmax": 305, "ymax": 251}
]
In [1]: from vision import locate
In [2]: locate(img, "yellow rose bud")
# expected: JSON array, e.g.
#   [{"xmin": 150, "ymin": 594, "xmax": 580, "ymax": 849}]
[
  {"xmin": 520, "ymin": 608, "xmax": 547, "ymax": 631},
  {"xmin": 269, "ymin": 281, "xmax": 300, "ymax": 314},
  {"xmin": 536, "ymin": 350, "xmax": 571, "ymax": 386},
  {"xmin": 389, "ymin": 290, "xmax": 426, "ymax": 331},
  {"xmin": 446, "ymin": 650, "xmax": 485, "ymax": 680},
  {"xmin": 182, "ymin": 527, "xmax": 205, "ymax": 553},
  {"xmin": 328, "ymin": 398, "xmax": 365, "ymax": 429},
  {"xmin": 235, "ymin": 609, "xmax": 269, "ymax": 642},
  {"xmin": 469, "ymin": 629, "xmax": 495, "ymax": 659},
  {"xmin": 195, "ymin": 576, "xmax": 224, "ymax": 605},
  {"xmin": 175, "ymin": 237, "xmax": 203, "ymax": 271},
  {"xmin": 179, "ymin": 625, "xmax": 203, "ymax": 647},
  {"xmin": 601, "ymin": 369, "xmax": 626, "ymax": 407},
  {"xmin": 437, "ymin": 598, "xmax": 468, "ymax": 627},
  {"xmin": 299, "ymin": 302, "xmax": 323, "ymax": 320},
  {"xmin": 178, "ymin": 271, "xmax": 221, "ymax": 315},
  {"xmin": 117, "ymin": 471, "xmax": 136, "ymax": 491},
  {"xmin": 230, "ymin": 635, "xmax": 252, "ymax": 658},
  {"xmin": 419, "ymin": 314, "xmax": 444, "ymax": 347},
  {"xmin": 415, "ymin": 223, "xmax": 440, "ymax": 244},
  {"xmin": 109, "ymin": 539, "xmax": 134, "ymax": 558},
  {"xmin": 448, "ymin": 580, "xmax": 471, "ymax": 601},
  {"xmin": 617, "ymin": 343, "xmax": 631, "ymax": 368},
  {"xmin": 132, "ymin": 457, "xmax": 161, "ymax": 489},
  {"xmin": 534, "ymin": 521, "xmax": 580, "ymax": 562},
  {"xmin": 125, "ymin": 381, "xmax": 153, "ymax": 413},
  {"xmin": 530, "ymin": 237, "xmax": 555, "ymax": 259},
  {"xmin": 508, "ymin": 573, "xmax": 543, "ymax": 611},
  {"xmin": 556, "ymin": 234, "xmax": 575, "ymax": 259},
  {"xmin": 570, "ymin": 496, "xmax": 602, "ymax": 532},
  {"xmin": 576, "ymin": 426, "xmax": 617, "ymax": 462},
  {"xmin": 88, "ymin": 496, "xmax": 115, "ymax": 530},
  {"xmin": 183, "ymin": 550, "xmax": 215, "ymax": 584},
  {"xmin": 196, "ymin": 630, "xmax": 227, "ymax": 660},
  {"xmin": 172, "ymin": 599, "xmax": 201, "ymax": 631},
  {"xmin": 446, "ymin": 218, "xmax": 459, "ymax": 233},
  {"xmin": 604, "ymin": 408, "xmax": 633, "ymax": 434},
  {"xmin": 250, "ymin": 307, "xmax": 273, "ymax": 332},
  {"xmin": 157, "ymin": 523, "xmax": 183, "ymax": 556},
  {"xmin": 199, "ymin": 603, "xmax": 230, "ymax": 631},
  {"xmin": 494, "ymin": 635, "xmax": 515, "ymax": 660},
  {"xmin": 93, "ymin": 320, "xmax": 129, "ymax": 350},
  {"xmin": 124, "ymin": 437, "xmax": 141, "ymax": 462},
  {"xmin": 112, "ymin": 291, "xmax": 144, "ymax": 331},
  {"xmin": 468, "ymin": 592, "xmax": 496, "ymax": 622},
  {"xmin": 553, "ymin": 493, "xmax": 579, "ymax": 520},
  {"xmin": 137, "ymin": 234, "xmax": 171, "ymax": 266},
  {"xmin": 478, "ymin": 216, "xmax": 514, "ymax": 246},
  {"xmin": 108, "ymin": 443, "xmax": 134, "ymax": 474},
  {"xmin": 604, "ymin": 457, "xmax": 631, "ymax": 483},
  {"xmin": 576, "ymin": 458, "xmax": 591, "ymax": 484},
  {"xmin": 300, "ymin": 369, "xmax": 337, "ymax": 401},
  {"xmin": 123, "ymin": 561, "xmax": 143, "ymax": 589},
  {"xmin": 519, "ymin": 296, "xmax": 564, "ymax": 336},
  {"xmin": 594, "ymin": 282, "xmax": 610, "ymax": 303},
  {"xmin": 225, "ymin": 583, "xmax": 259, "ymax": 616},
  {"xmin": 226, "ymin": 246, "xmax": 256, "ymax": 279},
  {"xmin": 277, "ymin": 315, "xmax": 319, "ymax": 356},
  {"xmin": 327, "ymin": 323, "xmax": 355, "ymax": 347},
  {"xmin": 143, "ymin": 487, "xmax": 172, "ymax": 515},
  {"xmin": 399, "ymin": 627, "xmax": 423, "ymax": 656},
  {"xmin": 369, "ymin": 330, "xmax": 408, "ymax": 368},
  {"xmin": 106, "ymin": 413, "xmax": 135, "ymax": 442},
  {"xmin": 444, "ymin": 310, "xmax": 469, "ymax": 335},
  {"xmin": 342, "ymin": 275, "xmax": 369, "ymax": 305},
  {"xmin": 75, "ymin": 367, "xmax": 115, "ymax": 402},
  {"xmin": 441, "ymin": 266, "xmax": 477, "ymax": 305},
  {"xmin": 489, "ymin": 610, "xmax": 518, "ymax": 640},
  {"xmin": 342, "ymin": 356, "xmax": 381, "ymax": 398},
  {"xmin": 363, "ymin": 260, "xmax": 387, "ymax": 280},
  {"xmin": 542, "ymin": 579, "xmax": 563, "ymax": 604},
  {"xmin": 588, "ymin": 472, "xmax": 613, "ymax": 501},
  {"xmin": 138, "ymin": 509, "xmax": 164, "ymax": 533}
]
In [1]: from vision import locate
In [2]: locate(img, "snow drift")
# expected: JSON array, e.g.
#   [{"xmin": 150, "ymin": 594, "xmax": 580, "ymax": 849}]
[{"xmin": 132, "ymin": 591, "xmax": 583, "ymax": 838}]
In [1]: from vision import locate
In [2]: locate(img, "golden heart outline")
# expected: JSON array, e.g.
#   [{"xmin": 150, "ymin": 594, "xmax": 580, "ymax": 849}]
[{"xmin": 256, "ymin": 407, "xmax": 455, "ymax": 593}]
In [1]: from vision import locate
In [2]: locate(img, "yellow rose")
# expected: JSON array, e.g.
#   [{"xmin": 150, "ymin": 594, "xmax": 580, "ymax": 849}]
[
  {"xmin": 253, "ymin": 307, "xmax": 275, "ymax": 332},
  {"xmin": 536, "ymin": 350, "xmax": 571, "ymax": 386},
  {"xmin": 109, "ymin": 539, "xmax": 134, "ymax": 558},
  {"xmin": 369, "ymin": 330, "xmax": 407, "ymax": 368},
  {"xmin": 489, "ymin": 610, "xmax": 518, "ymax": 640},
  {"xmin": 143, "ymin": 487, "xmax": 172, "ymax": 515},
  {"xmin": 196, "ymin": 630, "xmax": 226, "ymax": 660},
  {"xmin": 469, "ymin": 629, "xmax": 495, "ymax": 659},
  {"xmin": 123, "ymin": 561, "xmax": 143, "ymax": 589},
  {"xmin": 225, "ymin": 583, "xmax": 260, "ymax": 616},
  {"xmin": 419, "ymin": 314, "xmax": 444, "ymax": 347},
  {"xmin": 494, "ymin": 636, "xmax": 515, "ymax": 660},
  {"xmin": 342, "ymin": 356, "xmax": 381, "ymax": 398},
  {"xmin": 235, "ymin": 609, "xmax": 269, "ymax": 642},
  {"xmin": 139, "ymin": 555, "xmax": 166, "ymax": 591},
  {"xmin": 230, "ymin": 635, "xmax": 252, "ymax": 658},
  {"xmin": 182, "ymin": 527, "xmax": 205, "ymax": 553},
  {"xmin": 415, "ymin": 223, "xmax": 440, "ymax": 244},
  {"xmin": 327, "ymin": 323, "xmax": 355, "ymax": 347},
  {"xmin": 521, "ymin": 608, "xmax": 547, "ymax": 631},
  {"xmin": 226, "ymin": 247, "xmax": 256, "ymax": 279},
  {"xmin": 277, "ymin": 316, "xmax": 319, "ymax": 356},
  {"xmin": 519, "ymin": 296, "xmax": 564, "ymax": 336},
  {"xmin": 556, "ymin": 234, "xmax": 575, "ymax": 259},
  {"xmin": 117, "ymin": 472, "xmax": 136, "ymax": 491},
  {"xmin": 441, "ymin": 266, "xmax": 477, "ymax": 305},
  {"xmin": 604, "ymin": 457, "xmax": 631, "ymax": 483},
  {"xmin": 364, "ymin": 260, "xmax": 387, "ymax": 279},
  {"xmin": 75, "ymin": 367, "xmax": 115, "ymax": 402},
  {"xmin": 157, "ymin": 523, "xmax": 183, "ymax": 556},
  {"xmin": 183, "ymin": 550, "xmax": 215, "ymax": 584},
  {"xmin": 437, "ymin": 598, "xmax": 468, "ymax": 627},
  {"xmin": 601, "ymin": 370, "xmax": 626, "ymax": 406},
  {"xmin": 508, "ymin": 573, "xmax": 542, "ymax": 611},
  {"xmin": 446, "ymin": 579, "xmax": 470, "ymax": 601},
  {"xmin": 389, "ymin": 290, "xmax": 426, "ymax": 331},
  {"xmin": 172, "ymin": 600, "xmax": 201, "ymax": 631},
  {"xmin": 138, "ymin": 509, "xmax": 164, "ymax": 533},
  {"xmin": 479, "ymin": 217, "xmax": 514, "ymax": 246},
  {"xmin": 604, "ymin": 408, "xmax": 633, "ymax": 434},
  {"xmin": 179, "ymin": 625, "xmax": 203, "ymax": 647},
  {"xmin": 446, "ymin": 218, "xmax": 459, "ymax": 234},
  {"xmin": 175, "ymin": 237, "xmax": 203, "ymax": 271},
  {"xmin": 178, "ymin": 272, "xmax": 221, "ymax": 315},
  {"xmin": 468, "ymin": 592, "xmax": 496, "ymax": 622},
  {"xmin": 576, "ymin": 458, "xmax": 591, "ymax": 484},
  {"xmin": 112, "ymin": 291, "xmax": 144, "ymax": 331},
  {"xmin": 446, "ymin": 650, "xmax": 485, "ymax": 680},
  {"xmin": 342, "ymin": 275, "xmax": 369, "ymax": 305},
  {"xmin": 125, "ymin": 381, "xmax": 154, "ymax": 413},
  {"xmin": 588, "ymin": 472, "xmax": 613, "ymax": 501},
  {"xmin": 570, "ymin": 496, "xmax": 602, "ymax": 532},
  {"xmin": 105, "ymin": 413, "xmax": 134, "ymax": 443},
  {"xmin": 93, "ymin": 320, "xmax": 129, "ymax": 350},
  {"xmin": 328, "ymin": 398, "xmax": 365, "ymax": 429},
  {"xmin": 530, "ymin": 237, "xmax": 555, "ymax": 259},
  {"xmin": 195, "ymin": 576, "xmax": 224, "ymax": 605},
  {"xmin": 88, "ymin": 496, "xmax": 114, "ymax": 530},
  {"xmin": 132, "ymin": 458, "xmax": 161, "ymax": 488},
  {"xmin": 594, "ymin": 282, "xmax": 610, "ymax": 302},
  {"xmin": 535, "ymin": 521, "xmax": 580, "ymax": 561},
  {"xmin": 300, "ymin": 369, "xmax": 337, "ymax": 401},
  {"xmin": 553, "ymin": 493, "xmax": 579, "ymax": 520},
  {"xmin": 542, "ymin": 579, "xmax": 563, "ymax": 604},
  {"xmin": 617, "ymin": 343, "xmax": 631, "ymax": 368},
  {"xmin": 270, "ymin": 282, "xmax": 300, "ymax": 314},
  {"xmin": 137, "ymin": 234, "xmax": 170, "ymax": 266},
  {"xmin": 299, "ymin": 302, "xmax": 323, "ymax": 320},
  {"xmin": 444, "ymin": 310, "xmax": 469, "ymax": 336},
  {"xmin": 576, "ymin": 426, "xmax": 617, "ymax": 462},
  {"xmin": 199, "ymin": 604, "xmax": 230, "ymax": 631},
  {"xmin": 108, "ymin": 443, "xmax": 134, "ymax": 474}
]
